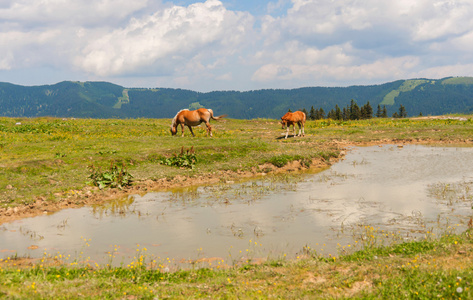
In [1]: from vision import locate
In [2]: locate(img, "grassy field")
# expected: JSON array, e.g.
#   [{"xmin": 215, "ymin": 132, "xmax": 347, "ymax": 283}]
[
  {"xmin": 0, "ymin": 117, "xmax": 341, "ymax": 211},
  {"xmin": 1, "ymin": 115, "xmax": 473, "ymax": 298},
  {"xmin": 2, "ymin": 116, "xmax": 472, "ymax": 210}
]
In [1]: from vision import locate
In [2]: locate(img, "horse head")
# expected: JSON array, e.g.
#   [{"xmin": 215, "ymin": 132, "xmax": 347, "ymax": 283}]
[
  {"xmin": 280, "ymin": 118, "xmax": 287, "ymax": 129},
  {"xmin": 170, "ymin": 124, "xmax": 177, "ymax": 135},
  {"xmin": 170, "ymin": 111, "xmax": 181, "ymax": 136}
]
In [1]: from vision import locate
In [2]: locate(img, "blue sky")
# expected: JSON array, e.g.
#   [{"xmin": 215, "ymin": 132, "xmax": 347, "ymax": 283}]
[
  {"xmin": 1, "ymin": 0, "xmax": 473, "ymax": 92},
  {"xmin": 173, "ymin": 0, "xmax": 289, "ymax": 16}
]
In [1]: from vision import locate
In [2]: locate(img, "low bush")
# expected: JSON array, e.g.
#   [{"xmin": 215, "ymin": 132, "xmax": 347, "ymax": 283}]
[
  {"xmin": 88, "ymin": 161, "xmax": 133, "ymax": 189},
  {"xmin": 159, "ymin": 146, "xmax": 197, "ymax": 169}
]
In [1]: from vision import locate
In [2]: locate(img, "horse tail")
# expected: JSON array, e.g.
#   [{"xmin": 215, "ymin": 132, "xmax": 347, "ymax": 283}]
[{"xmin": 208, "ymin": 108, "xmax": 227, "ymax": 120}]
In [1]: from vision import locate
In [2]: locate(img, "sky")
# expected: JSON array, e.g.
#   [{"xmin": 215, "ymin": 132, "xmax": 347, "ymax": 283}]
[{"xmin": 1, "ymin": 0, "xmax": 473, "ymax": 92}]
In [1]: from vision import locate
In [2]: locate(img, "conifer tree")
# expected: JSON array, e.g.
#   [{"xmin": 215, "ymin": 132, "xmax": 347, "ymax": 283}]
[
  {"xmin": 327, "ymin": 109, "xmax": 334, "ymax": 120},
  {"xmin": 382, "ymin": 106, "xmax": 388, "ymax": 118},
  {"xmin": 342, "ymin": 107, "xmax": 348, "ymax": 120},
  {"xmin": 309, "ymin": 106, "xmax": 316, "ymax": 120},
  {"xmin": 318, "ymin": 108, "xmax": 326, "ymax": 119},
  {"xmin": 376, "ymin": 104, "xmax": 382, "ymax": 118},
  {"xmin": 334, "ymin": 104, "xmax": 342, "ymax": 120},
  {"xmin": 349, "ymin": 99, "xmax": 361, "ymax": 120},
  {"xmin": 361, "ymin": 101, "xmax": 373, "ymax": 119},
  {"xmin": 398, "ymin": 104, "xmax": 407, "ymax": 118}
]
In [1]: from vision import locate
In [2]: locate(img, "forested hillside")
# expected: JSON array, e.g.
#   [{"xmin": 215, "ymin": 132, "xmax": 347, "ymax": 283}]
[{"xmin": 1, "ymin": 77, "xmax": 473, "ymax": 119}]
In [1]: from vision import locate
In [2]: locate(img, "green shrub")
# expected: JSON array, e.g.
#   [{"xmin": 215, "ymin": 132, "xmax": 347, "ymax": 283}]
[
  {"xmin": 267, "ymin": 154, "xmax": 292, "ymax": 167},
  {"xmin": 160, "ymin": 146, "xmax": 197, "ymax": 169},
  {"xmin": 88, "ymin": 161, "xmax": 133, "ymax": 189}
]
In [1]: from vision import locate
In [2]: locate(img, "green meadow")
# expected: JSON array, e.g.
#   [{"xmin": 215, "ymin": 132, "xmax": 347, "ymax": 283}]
[
  {"xmin": 1, "ymin": 115, "xmax": 473, "ymax": 299},
  {"xmin": 1, "ymin": 116, "xmax": 340, "ymax": 208},
  {"xmin": 2, "ymin": 116, "xmax": 472, "ymax": 208}
]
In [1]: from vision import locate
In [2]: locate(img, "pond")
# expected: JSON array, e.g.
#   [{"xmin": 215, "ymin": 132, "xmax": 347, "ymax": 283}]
[{"xmin": 1, "ymin": 144, "xmax": 473, "ymax": 268}]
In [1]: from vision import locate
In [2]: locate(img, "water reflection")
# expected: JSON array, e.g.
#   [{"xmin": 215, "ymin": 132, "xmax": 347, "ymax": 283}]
[{"xmin": 1, "ymin": 145, "xmax": 473, "ymax": 266}]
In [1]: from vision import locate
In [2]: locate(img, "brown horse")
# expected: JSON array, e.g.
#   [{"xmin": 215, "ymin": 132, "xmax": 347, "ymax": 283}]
[
  {"xmin": 281, "ymin": 111, "xmax": 306, "ymax": 139},
  {"xmin": 171, "ymin": 108, "xmax": 227, "ymax": 137}
]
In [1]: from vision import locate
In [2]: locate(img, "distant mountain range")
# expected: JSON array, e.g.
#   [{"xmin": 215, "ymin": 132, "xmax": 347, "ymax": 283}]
[{"xmin": 1, "ymin": 77, "xmax": 473, "ymax": 119}]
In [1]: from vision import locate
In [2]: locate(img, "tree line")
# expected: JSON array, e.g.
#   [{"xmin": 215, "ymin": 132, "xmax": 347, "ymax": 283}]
[{"xmin": 300, "ymin": 99, "xmax": 408, "ymax": 121}]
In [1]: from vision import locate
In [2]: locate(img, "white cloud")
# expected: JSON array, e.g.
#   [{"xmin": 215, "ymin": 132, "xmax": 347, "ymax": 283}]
[
  {"xmin": 0, "ymin": 53, "xmax": 13, "ymax": 70},
  {"xmin": 0, "ymin": 29, "xmax": 66, "ymax": 70},
  {"xmin": 75, "ymin": 0, "xmax": 253, "ymax": 77},
  {"xmin": 252, "ymin": 56, "xmax": 420, "ymax": 83},
  {"xmin": 415, "ymin": 63, "xmax": 473, "ymax": 79},
  {"xmin": 412, "ymin": 0, "xmax": 473, "ymax": 41},
  {"xmin": 1, "ymin": 0, "xmax": 473, "ymax": 91},
  {"xmin": 450, "ymin": 31, "xmax": 473, "ymax": 53},
  {"xmin": 248, "ymin": 0, "xmax": 473, "ymax": 88},
  {"xmin": 272, "ymin": 0, "xmax": 473, "ymax": 46},
  {"xmin": 256, "ymin": 41, "xmax": 354, "ymax": 66}
]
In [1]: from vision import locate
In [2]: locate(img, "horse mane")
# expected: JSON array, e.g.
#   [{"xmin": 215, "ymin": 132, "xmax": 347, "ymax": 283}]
[{"xmin": 171, "ymin": 109, "xmax": 190, "ymax": 127}]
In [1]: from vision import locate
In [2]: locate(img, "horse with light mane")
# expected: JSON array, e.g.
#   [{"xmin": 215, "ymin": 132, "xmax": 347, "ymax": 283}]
[
  {"xmin": 171, "ymin": 108, "xmax": 227, "ymax": 137},
  {"xmin": 280, "ymin": 111, "xmax": 306, "ymax": 139}
]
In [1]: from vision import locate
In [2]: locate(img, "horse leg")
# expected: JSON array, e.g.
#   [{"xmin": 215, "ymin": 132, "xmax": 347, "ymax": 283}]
[
  {"xmin": 180, "ymin": 124, "xmax": 185, "ymax": 137},
  {"xmin": 285, "ymin": 126, "xmax": 289, "ymax": 139},
  {"xmin": 205, "ymin": 122, "xmax": 212, "ymax": 137},
  {"xmin": 187, "ymin": 125, "xmax": 195, "ymax": 137},
  {"xmin": 301, "ymin": 122, "xmax": 305, "ymax": 137},
  {"xmin": 297, "ymin": 122, "xmax": 302, "ymax": 136}
]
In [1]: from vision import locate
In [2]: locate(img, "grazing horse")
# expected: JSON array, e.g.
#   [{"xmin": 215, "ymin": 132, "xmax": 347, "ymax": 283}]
[
  {"xmin": 280, "ymin": 111, "xmax": 306, "ymax": 139},
  {"xmin": 171, "ymin": 108, "xmax": 227, "ymax": 137}
]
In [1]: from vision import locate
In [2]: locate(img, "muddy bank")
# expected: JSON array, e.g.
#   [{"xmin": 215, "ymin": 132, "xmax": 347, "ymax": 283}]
[{"xmin": 0, "ymin": 150, "xmax": 339, "ymax": 225}]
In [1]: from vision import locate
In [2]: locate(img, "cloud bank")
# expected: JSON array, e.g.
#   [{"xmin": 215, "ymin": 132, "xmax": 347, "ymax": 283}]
[{"xmin": 1, "ymin": 0, "xmax": 473, "ymax": 91}]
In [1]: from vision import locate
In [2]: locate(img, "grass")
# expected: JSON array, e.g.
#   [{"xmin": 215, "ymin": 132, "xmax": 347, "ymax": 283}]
[
  {"xmin": 2, "ymin": 116, "xmax": 472, "ymax": 208},
  {"xmin": 2, "ymin": 117, "xmax": 331, "ymax": 207},
  {"xmin": 1, "ymin": 115, "xmax": 473, "ymax": 298},
  {"xmin": 1, "ymin": 228, "xmax": 473, "ymax": 299}
]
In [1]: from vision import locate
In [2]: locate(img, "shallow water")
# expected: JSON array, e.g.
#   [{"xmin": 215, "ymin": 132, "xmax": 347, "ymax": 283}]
[{"xmin": 1, "ymin": 145, "xmax": 473, "ymax": 266}]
